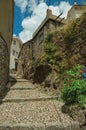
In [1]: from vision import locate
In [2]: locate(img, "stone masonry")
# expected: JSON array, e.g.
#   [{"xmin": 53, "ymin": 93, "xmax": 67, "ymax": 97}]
[
  {"xmin": 32, "ymin": 9, "xmax": 64, "ymax": 60},
  {"xmin": 67, "ymin": 4, "xmax": 86, "ymax": 22},
  {"xmin": 17, "ymin": 40, "xmax": 33, "ymax": 77},
  {"xmin": 17, "ymin": 9, "xmax": 64, "ymax": 76},
  {"xmin": 0, "ymin": 0, "xmax": 14, "ymax": 97},
  {"xmin": 0, "ymin": 74, "xmax": 85, "ymax": 130},
  {"xmin": 0, "ymin": 34, "xmax": 9, "ymax": 96}
]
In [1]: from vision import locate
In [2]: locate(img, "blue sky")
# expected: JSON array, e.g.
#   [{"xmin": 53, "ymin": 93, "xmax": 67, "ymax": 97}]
[{"xmin": 13, "ymin": 0, "xmax": 84, "ymax": 42}]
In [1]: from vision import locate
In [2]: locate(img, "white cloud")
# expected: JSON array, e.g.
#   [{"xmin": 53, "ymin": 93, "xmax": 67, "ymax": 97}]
[
  {"xmin": 49, "ymin": 1, "xmax": 71, "ymax": 18},
  {"xmin": 28, "ymin": 0, "xmax": 38, "ymax": 12},
  {"xmin": 19, "ymin": 2, "xmax": 48, "ymax": 42},
  {"xmin": 17, "ymin": 0, "xmax": 72, "ymax": 43},
  {"xmin": 59, "ymin": 1, "xmax": 72, "ymax": 18},
  {"xmin": 13, "ymin": 34, "xmax": 16, "ymax": 37},
  {"xmin": 14, "ymin": 0, "xmax": 28, "ymax": 13},
  {"xmin": 19, "ymin": 30, "xmax": 32, "ymax": 42}
]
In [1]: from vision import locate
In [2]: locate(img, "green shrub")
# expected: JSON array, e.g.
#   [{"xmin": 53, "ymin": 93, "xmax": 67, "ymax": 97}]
[
  {"xmin": 44, "ymin": 42, "xmax": 57, "ymax": 64},
  {"xmin": 78, "ymin": 95, "xmax": 86, "ymax": 109},
  {"xmin": 44, "ymin": 42, "xmax": 63, "ymax": 65},
  {"xmin": 61, "ymin": 64, "xmax": 86, "ymax": 108},
  {"xmin": 64, "ymin": 12, "xmax": 86, "ymax": 39},
  {"xmin": 45, "ymin": 32, "xmax": 54, "ymax": 43}
]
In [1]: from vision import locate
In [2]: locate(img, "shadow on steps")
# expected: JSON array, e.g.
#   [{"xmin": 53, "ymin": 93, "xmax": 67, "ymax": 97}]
[{"xmin": 0, "ymin": 76, "xmax": 17, "ymax": 104}]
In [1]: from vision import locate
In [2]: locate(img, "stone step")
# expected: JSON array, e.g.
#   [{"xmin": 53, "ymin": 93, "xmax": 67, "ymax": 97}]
[
  {"xmin": 10, "ymin": 74, "xmax": 22, "ymax": 78},
  {"xmin": 9, "ymin": 74, "xmax": 30, "ymax": 82},
  {"xmin": 0, "ymin": 101, "xmax": 60, "ymax": 124},
  {"xmin": 3, "ymin": 89, "xmax": 49, "ymax": 100},
  {"xmin": 0, "ymin": 122, "xmax": 81, "ymax": 130},
  {"xmin": 8, "ymin": 87, "xmax": 35, "ymax": 90},
  {"xmin": 2, "ymin": 88, "xmax": 58, "ymax": 102},
  {"xmin": 2, "ymin": 96, "xmax": 58, "ymax": 103},
  {"xmin": 0, "ymin": 76, "xmax": 82, "ymax": 130},
  {"xmin": 0, "ymin": 101, "xmax": 74, "ymax": 126},
  {"xmin": 6, "ymin": 82, "xmax": 35, "ymax": 90},
  {"xmin": 9, "ymin": 78, "xmax": 30, "ymax": 82}
]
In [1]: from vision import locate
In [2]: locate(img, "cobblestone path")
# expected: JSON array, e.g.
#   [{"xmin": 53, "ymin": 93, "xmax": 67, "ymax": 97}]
[{"xmin": 0, "ymin": 74, "xmax": 80, "ymax": 130}]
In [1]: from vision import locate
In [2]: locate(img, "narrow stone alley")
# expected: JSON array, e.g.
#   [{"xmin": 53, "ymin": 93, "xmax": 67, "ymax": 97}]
[{"xmin": 0, "ymin": 74, "xmax": 81, "ymax": 130}]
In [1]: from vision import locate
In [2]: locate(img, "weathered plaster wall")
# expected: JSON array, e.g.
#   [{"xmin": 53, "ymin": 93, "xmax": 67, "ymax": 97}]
[
  {"xmin": 0, "ymin": 36, "xmax": 9, "ymax": 96},
  {"xmin": 10, "ymin": 37, "xmax": 22, "ymax": 70}
]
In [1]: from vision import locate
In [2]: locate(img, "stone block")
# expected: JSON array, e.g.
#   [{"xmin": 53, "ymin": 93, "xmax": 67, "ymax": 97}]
[{"xmin": 45, "ymin": 122, "xmax": 64, "ymax": 130}]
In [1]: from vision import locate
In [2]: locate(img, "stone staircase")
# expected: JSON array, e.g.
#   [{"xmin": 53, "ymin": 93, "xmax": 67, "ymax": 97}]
[{"xmin": 0, "ymin": 74, "xmax": 82, "ymax": 130}]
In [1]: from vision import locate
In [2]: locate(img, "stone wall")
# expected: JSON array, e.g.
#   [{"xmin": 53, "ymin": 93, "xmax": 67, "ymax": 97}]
[
  {"xmin": 67, "ymin": 5, "xmax": 86, "ymax": 22},
  {"xmin": 17, "ymin": 40, "xmax": 33, "ymax": 77},
  {"xmin": 0, "ymin": 35, "xmax": 9, "ymax": 96},
  {"xmin": 17, "ymin": 18, "xmax": 62, "ymax": 77},
  {"xmin": 33, "ymin": 19, "xmax": 58, "ymax": 60},
  {"xmin": 53, "ymin": 30, "xmax": 86, "ymax": 68},
  {"xmin": 18, "ymin": 15, "xmax": 86, "ymax": 83},
  {"xmin": 17, "ymin": 8, "xmax": 65, "ymax": 77},
  {"xmin": 64, "ymin": 23, "xmax": 86, "ymax": 67}
]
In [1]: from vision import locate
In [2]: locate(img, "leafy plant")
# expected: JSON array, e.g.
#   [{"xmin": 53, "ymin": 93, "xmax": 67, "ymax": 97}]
[
  {"xmin": 61, "ymin": 64, "xmax": 86, "ymax": 108},
  {"xmin": 44, "ymin": 42, "xmax": 56, "ymax": 64},
  {"xmin": 64, "ymin": 12, "xmax": 86, "ymax": 40},
  {"xmin": 44, "ymin": 42, "xmax": 63, "ymax": 65},
  {"xmin": 78, "ymin": 95, "xmax": 86, "ymax": 109},
  {"xmin": 45, "ymin": 32, "xmax": 54, "ymax": 43}
]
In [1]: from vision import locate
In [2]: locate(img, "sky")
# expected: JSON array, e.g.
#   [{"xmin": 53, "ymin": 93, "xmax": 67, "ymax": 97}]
[{"xmin": 13, "ymin": 0, "xmax": 85, "ymax": 43}]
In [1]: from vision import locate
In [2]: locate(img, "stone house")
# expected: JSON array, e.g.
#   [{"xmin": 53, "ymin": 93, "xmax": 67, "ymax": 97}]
[
  {"xmin": 17, "ymin": 9, "xmax": 64, "ymax": 76},
  {"xmin": 0, "ymin": 0, "xmax": 14, "ymax": 96},
  {"xmin": 67, "ymin": 2, "xmax": 86, "ymax": 21},
  {"xmin": 32, "ymin": 9, "xmax": 64, "ymax": 60},
  {"xmin": 17, "ymin": 4, "xmax": 86, "ymax": 79},
  {"xmin": 10, "ymin": 37, "xmax": 22, "ymax": 71}
]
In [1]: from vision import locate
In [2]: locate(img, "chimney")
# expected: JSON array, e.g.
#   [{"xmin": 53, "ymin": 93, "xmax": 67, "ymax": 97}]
[
  {"xmin": 74, "ymin": 0, "xmax": 77, "ymax": 5},
  {"xmin": 47, "ymin": 9, "xmax": 52, "ymax": 17}
]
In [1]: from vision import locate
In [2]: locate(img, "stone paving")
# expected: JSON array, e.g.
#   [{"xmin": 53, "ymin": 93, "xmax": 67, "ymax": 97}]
[{"xmin": 0, "ymin": 74, "xmax": 81, "ymax": 130}]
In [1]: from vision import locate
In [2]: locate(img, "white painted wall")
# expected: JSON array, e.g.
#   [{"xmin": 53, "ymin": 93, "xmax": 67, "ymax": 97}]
[{"xmin": 10, "ymin": 37, "xmax": 22, "ymax": 70}]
